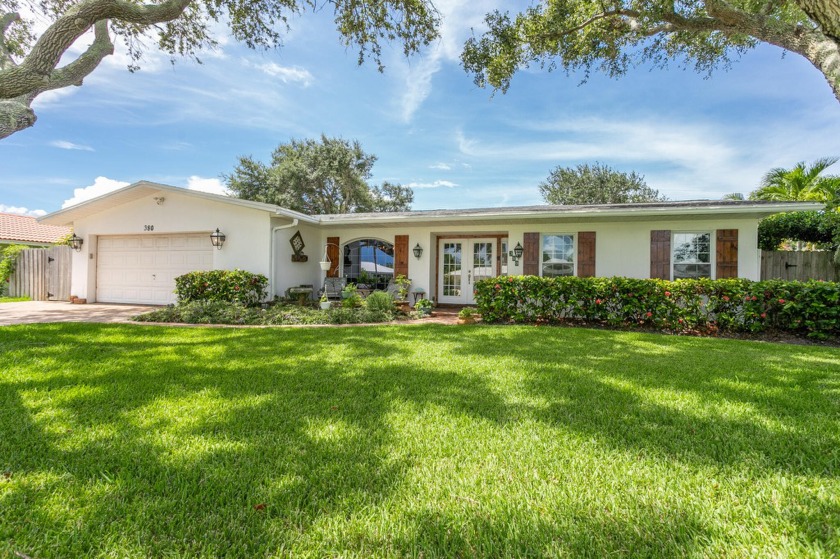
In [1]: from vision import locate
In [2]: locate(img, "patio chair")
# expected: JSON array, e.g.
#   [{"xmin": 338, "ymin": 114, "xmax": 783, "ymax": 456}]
[{"xmin": 321, "ymin": 277, "xmax": 346, "ymax": 301}]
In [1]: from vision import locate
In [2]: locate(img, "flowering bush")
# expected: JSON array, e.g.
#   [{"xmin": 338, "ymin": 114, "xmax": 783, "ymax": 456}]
[
  {"xmin": 174, "ymin": 269, "xmax": 268, "ymax": 306},
  {"xmin": 475, "ymin": 276, "xmax": 840, "ymax": 339}
]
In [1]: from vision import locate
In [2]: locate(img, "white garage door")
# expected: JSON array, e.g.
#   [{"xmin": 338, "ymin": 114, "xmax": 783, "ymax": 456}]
[{"xmin": 97, "ymin": 234, "xmax": 213, "ymax": 304}]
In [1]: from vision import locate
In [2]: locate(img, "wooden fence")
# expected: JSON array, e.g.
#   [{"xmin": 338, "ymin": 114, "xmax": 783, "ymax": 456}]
[
  {"xmin": 760, "ymin": 250, "xmax": 837, "ymax": 282},
  {"xmin": 8, "ymin": 246, "xmax": 72, "ymax": 301}
]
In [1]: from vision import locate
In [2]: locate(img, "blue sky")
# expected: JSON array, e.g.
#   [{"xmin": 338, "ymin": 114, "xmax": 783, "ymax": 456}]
[{"xmin": 2, "ymin": 0, "xmax": 840, "ymax": 217}]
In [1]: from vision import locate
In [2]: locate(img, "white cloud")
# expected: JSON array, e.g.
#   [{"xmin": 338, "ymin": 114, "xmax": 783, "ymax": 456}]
[
  {"xmin": 50, "ymin": 140, "xmax": 94, "ymax": 151},
  {"xmin": 62, "ymin": 177, "xmax": 130, "ymax": 208},
  {"xmin": 429, "ymin": 162, "xmax": 452, "ymax": 170},
  {"xmin": 186, "ymin": 176, "xmax": 228, "ymax": 196},
  {"xmin": 0, "ymin": 205, "xmax": 47, "ymax": 217},
  {"xmin": 407, "ymin": 180, "xmax": 458, "ymax": 189},
  {"xmin": 253, "ymin": 62, "xmax": 314, "ymax": 86}
]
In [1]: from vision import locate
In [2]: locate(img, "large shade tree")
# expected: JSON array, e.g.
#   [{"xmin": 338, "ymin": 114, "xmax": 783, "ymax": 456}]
[
  {"xmin": 0, "ymin": 0, "xmax": 439, "ymax": 139},
  {"xmin": 225, "ymin": 135, "xmax": 414, "ymax": 214},
  {"xmin": 461, "ymin": 0, "xmax": 840, "ymax": 103},
  {"xmin": 539, "ymin": 162, "xmax": 667, "ymax": 204}
]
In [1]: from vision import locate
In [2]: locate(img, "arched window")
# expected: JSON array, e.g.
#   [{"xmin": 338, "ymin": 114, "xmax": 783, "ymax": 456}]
[{"xmin": 342, "ymin": 239, "xmax": 394, "ymax": 288}]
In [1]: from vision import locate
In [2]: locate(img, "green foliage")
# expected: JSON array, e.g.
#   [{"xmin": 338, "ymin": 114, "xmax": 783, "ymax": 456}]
[
  {"xmin": 174, "ymin": 269, "xmax": 268, "ymax": 306},
  {"xmin": 364, "ymin": 290, "xmax": 394, "ymax": 312},
  {"xmin": 750, "ymin": 157, "xmax": 840, "ymax": 208},
  {"xmin": 757, "ymin": 211, "xmax": 840, "ymax": 251},
  {"xmin": 225, "ymin": 135, "xmax": 413, "ymax": 214},
  {"xmin": 340, "ymin": 284, "xmax": 364, "ymax": 309},
  {"xmin": 539, "ymin": 162, "xmax": 666, "ymax": 205},
  {"xmin": 475, "ymin": 276, "xmax": 840, "ymax": 339},
  {"xmin": 394, "ymin": 274, "xmax": 410, "ymax": 300},
  {"xmin": 457, "ymin": 307, "xmax": 477, "ymax": 319},
  {"xmin": 0, "ymin": 244, "xmax": 29, "ymax": 287},
  {"xmin": 134, "ymin": 301, "xmax": 393, "ymax": 325},
  {"xmin": 414, "ymin": 297, "xmax": 433, "ymax": 314}
]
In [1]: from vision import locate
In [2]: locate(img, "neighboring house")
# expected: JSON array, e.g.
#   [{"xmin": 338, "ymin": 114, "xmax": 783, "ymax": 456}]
[
  {"xmin": 39, "ymin": 181, "xmax": 820, "ymax": 305},
  {"xmin": 1, "ymin": 212, "xmax": 70, "ymax": 247}
]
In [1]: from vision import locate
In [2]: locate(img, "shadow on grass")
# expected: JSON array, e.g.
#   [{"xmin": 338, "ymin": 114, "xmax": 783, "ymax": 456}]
[{"xmin": 0, "ymin": 323, "xmax": 838, "ymax": 557}]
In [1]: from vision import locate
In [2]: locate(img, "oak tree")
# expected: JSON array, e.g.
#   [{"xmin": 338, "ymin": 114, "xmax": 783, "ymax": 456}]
[
  {"xmin": 461, "ymin": 0, "xmax": 840, "ymax": 103},
  {"xmin": 224, "ymin": 135, "xmax": 414, "ymax": 214},
  {"xmin": 539, "ymin": 161, "xmax": 667, "ymax": 204},
  {"xmin": 0, "ymin": 0, "xmax": 438, "ymax": 139}
]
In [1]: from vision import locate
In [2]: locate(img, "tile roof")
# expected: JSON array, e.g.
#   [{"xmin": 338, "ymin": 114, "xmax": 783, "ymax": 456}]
[{"xmin": 0, "ymin": 212, "xmax": 70, "ymax": 244}]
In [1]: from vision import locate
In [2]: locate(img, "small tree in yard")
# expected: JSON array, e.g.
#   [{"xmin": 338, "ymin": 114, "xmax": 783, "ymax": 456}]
[{"xmin": 539, "ymin": 162, "xmax": 667, "ymax": 205}]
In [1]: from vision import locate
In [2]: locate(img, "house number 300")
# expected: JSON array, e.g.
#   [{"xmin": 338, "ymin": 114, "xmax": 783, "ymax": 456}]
[{"xmin": 144, "ymin": 225, "xmax": 154, "ymax": 231}]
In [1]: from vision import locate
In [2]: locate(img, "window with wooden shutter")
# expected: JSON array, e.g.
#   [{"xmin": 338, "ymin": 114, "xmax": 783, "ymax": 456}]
[
  {"xmin": 326, "ymin": 236, "xmax": 340, "ymax": 278},
  {"xmin": 716, "ymin": 229, "xmax": 739, "ymax": 279},
  {"xmin": 523, "ymin": 233, "xmax": 540, "ymax": 276},
  {"xmin": 650, "ymin": 230, "xmax": 671, "ymax": 279},
  {"xmin": 394, "ymin": 235, "xmax": 409, "ymax": 278},
  {"xmin": 577, "ymin": 231, "xmax": 596, "ymax": 277}
]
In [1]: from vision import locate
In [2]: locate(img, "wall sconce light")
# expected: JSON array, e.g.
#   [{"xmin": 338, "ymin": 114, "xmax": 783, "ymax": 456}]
[
  {"xmin": 413, "ymin": 243, "xmax": 423, "ymax": 259},
  {"xmin": 509, "ymin": 242, "xmax": 524, "ymax": 266},
  {"xmin": 210, "ymin": 228, "xmax": 226, "ymax": 250},
  {"xmin": 69, "ymin": 233, "xmax": 84, "ymax": 252}
]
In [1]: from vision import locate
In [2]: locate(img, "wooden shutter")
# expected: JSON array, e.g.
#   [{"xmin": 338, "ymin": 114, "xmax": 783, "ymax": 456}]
[
  {"xmin": 523, "ymin": 232, "xmax": 540, "ymax": 276},
  {"xmin": 716, "ymin": 229, "xmax": 739, "ymax": 279},
  {"xmin": 650, "ymin": 230, "xmax": 671, "ymax": 279},
  {"xmin": 577, "ymin": 231, "xmax": 596, "ymax": 278},
  {"xmin": 326, "ymin": 236, "xmax": 340, "ymax": 278},
  {"xmin": 394, "ymin": 235, "xmax": 409, "ymax": 278}
]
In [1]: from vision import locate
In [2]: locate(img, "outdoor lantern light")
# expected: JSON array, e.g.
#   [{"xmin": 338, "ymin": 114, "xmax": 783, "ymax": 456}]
[
  {"xmin": 413, "ymin": 243, "xmax": 423, "ymax": 259},
  {"xmin": 509, "ymin": 242, "xmax": 524, "ymax": 266},
  {"xmin": 210, "ymin": 228, "xmax": 226, "ymax": 250},
  {"xmin": 69, "ymin": 233, "xmax": 83, "ymax": 252}
]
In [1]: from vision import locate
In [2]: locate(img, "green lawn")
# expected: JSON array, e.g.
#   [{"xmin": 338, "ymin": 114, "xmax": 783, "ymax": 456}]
[
  {"xmin": 1, "ymin": 324, "xmax": 838, "ymax": 558},
  {"xmin": 0, "ymin": 296, "xmax": 29, "ymax": 303}
]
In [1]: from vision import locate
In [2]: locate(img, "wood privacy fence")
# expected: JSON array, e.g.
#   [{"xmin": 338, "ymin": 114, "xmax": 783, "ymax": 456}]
[
  {"xmin": 761, "ymin": 250, "xmax": 837, "ymax": 282},
  {"xmin": 8, "ymin": 246, "xmax": 72, "ymax": 301}
]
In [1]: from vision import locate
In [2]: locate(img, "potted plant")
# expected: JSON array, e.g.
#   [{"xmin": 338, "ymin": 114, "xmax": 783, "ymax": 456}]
[
  {"xmin": 393, "ymin": 275, "xmax": 411, "ymax": 311},
  {"xmin": 414, "ymin": 298, "xmax": 433, "ymax": 317},
  {"xmin": 319, "ymin": 293, "xmax": 331, "ymax": 310},
  {"xmin": 458, "ymin": 307, "xmax": 478, "ymax": 325}
]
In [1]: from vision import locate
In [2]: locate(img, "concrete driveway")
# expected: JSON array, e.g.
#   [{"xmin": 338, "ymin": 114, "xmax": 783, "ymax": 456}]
[{"xmin": 0, "ymin": 301, "xmax": 158, "ymax": 326}]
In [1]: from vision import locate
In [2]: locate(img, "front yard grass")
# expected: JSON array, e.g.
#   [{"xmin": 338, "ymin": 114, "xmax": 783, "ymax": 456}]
[
  {"xmin": 1, "ymin": 324, "xmax": 838, "ymax": 558},
  {"xmin": 0, "ymin": 296, "xmax": 29, "ymax": 303}
]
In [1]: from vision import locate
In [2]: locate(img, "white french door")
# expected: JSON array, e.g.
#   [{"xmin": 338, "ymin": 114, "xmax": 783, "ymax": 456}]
[{"xmin": 438, "ymin": 238, "xmax": 496, "ymax": 304}]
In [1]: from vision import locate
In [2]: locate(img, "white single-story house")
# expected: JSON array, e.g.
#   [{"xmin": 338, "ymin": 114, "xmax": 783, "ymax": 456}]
[{"xmin": 38, "ymin": 181, "xmax": 819, "ymax": 305}]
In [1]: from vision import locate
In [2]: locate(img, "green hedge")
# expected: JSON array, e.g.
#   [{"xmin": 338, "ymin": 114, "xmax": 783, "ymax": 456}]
[
  {"xmin": 174, "ymin": 269, "xmax": 268, "ymax": 306},
  {"xmin": 757, "ymin": 211, "xmax": 840, "ymax": 251},
  {"xmin": 475, "ymin": 276, "xmax": 840, "ymax": 339}
]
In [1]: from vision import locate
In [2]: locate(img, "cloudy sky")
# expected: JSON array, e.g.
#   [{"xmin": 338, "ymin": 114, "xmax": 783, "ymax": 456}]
[{"xmin": 2, "ymin": 0, "xmax": 840, "ymax": 217}]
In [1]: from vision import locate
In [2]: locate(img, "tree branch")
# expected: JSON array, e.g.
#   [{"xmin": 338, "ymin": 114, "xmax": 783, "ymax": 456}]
[{"xmin": 0, "ymin": 0, "xmax": 191, "ymax": 100}]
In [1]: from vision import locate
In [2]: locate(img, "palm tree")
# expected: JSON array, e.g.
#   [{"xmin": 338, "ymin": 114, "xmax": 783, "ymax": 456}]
[
  {"xmin": 721, "ymin": 193, "xmax": 745, "ymax": 201},
  {"xmin": 750, "ymin": 157, "xmax": 840, "ymax": 209}
]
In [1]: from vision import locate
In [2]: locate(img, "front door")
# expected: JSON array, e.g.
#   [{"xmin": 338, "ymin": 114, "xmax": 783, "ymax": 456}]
[{"xmin": 438, "ymin": 238, "xmax": 496, "ymax": 304}]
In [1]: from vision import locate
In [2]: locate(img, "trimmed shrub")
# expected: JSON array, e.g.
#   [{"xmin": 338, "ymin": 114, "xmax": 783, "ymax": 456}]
[
  {"xmin": 174, "ymin": 269, "xmax": 268, "ymax": 306},
  {"xmin": 758, "ymin": 210, "xmax": 840, "ymax": 251},
  {"xmin": 475, "ymin": 276, "xmax": 840, "ymax": 339},
  {"xmin": 365, "ymin": 290, "xmax": 394, "ymax": 313}
]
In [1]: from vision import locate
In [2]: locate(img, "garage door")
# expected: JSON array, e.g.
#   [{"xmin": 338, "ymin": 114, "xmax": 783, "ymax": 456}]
[{"xmin": 97, "ymin": 234, "xmax": 213, "ymax": 304}]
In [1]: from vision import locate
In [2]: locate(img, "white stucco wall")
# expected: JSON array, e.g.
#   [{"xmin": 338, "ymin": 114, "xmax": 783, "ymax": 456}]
[
  {"xmin": 272, "ymin": 220, "xmax": 322, "ymax": 298},
  {"xmin": 68, "ymin": 191, "xmax": 274, "ymax": 302},
  {"xmin": 315, "ymin": 216, "xmax": 762, "ymax": 302}
]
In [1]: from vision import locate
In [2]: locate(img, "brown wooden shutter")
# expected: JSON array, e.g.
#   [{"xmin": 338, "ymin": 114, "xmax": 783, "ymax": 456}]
[
  {"xmin": 577, "ymin": 231, "xmax": 596, "ymax": 277},
  {"xmin": 716, "ymin": 229, "xmax": 739, "ymax": 279},
  {"xmin": 394, "ymin": 235, "xmax": 409, "ymax": 278},
  {"xmin": 326, "ymin": 236, "xmax": 340, "ymax": 278},
  {"xmin": 650, "ymin": 230, "xmax": 671, "ymax": 279},
  {"xmin": 523, "ymin": 232, "xmax": 540, "ymax": 276}
]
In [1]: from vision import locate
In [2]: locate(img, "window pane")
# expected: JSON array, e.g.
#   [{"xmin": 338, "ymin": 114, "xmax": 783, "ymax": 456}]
[
  {"xmin": 342, "ymin": 239, "xmax": 394, "ymax": 288},
  {"xmin": 672, "ymin": 233, "xmax": 711, "ymax": 279},
  {"xmin": 443, "ymin": 242, "xmax": 462, "ymax": 297},
  {"xmin": 542, "ymin": 234, "xmax": 574, "ymax": 277}
]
